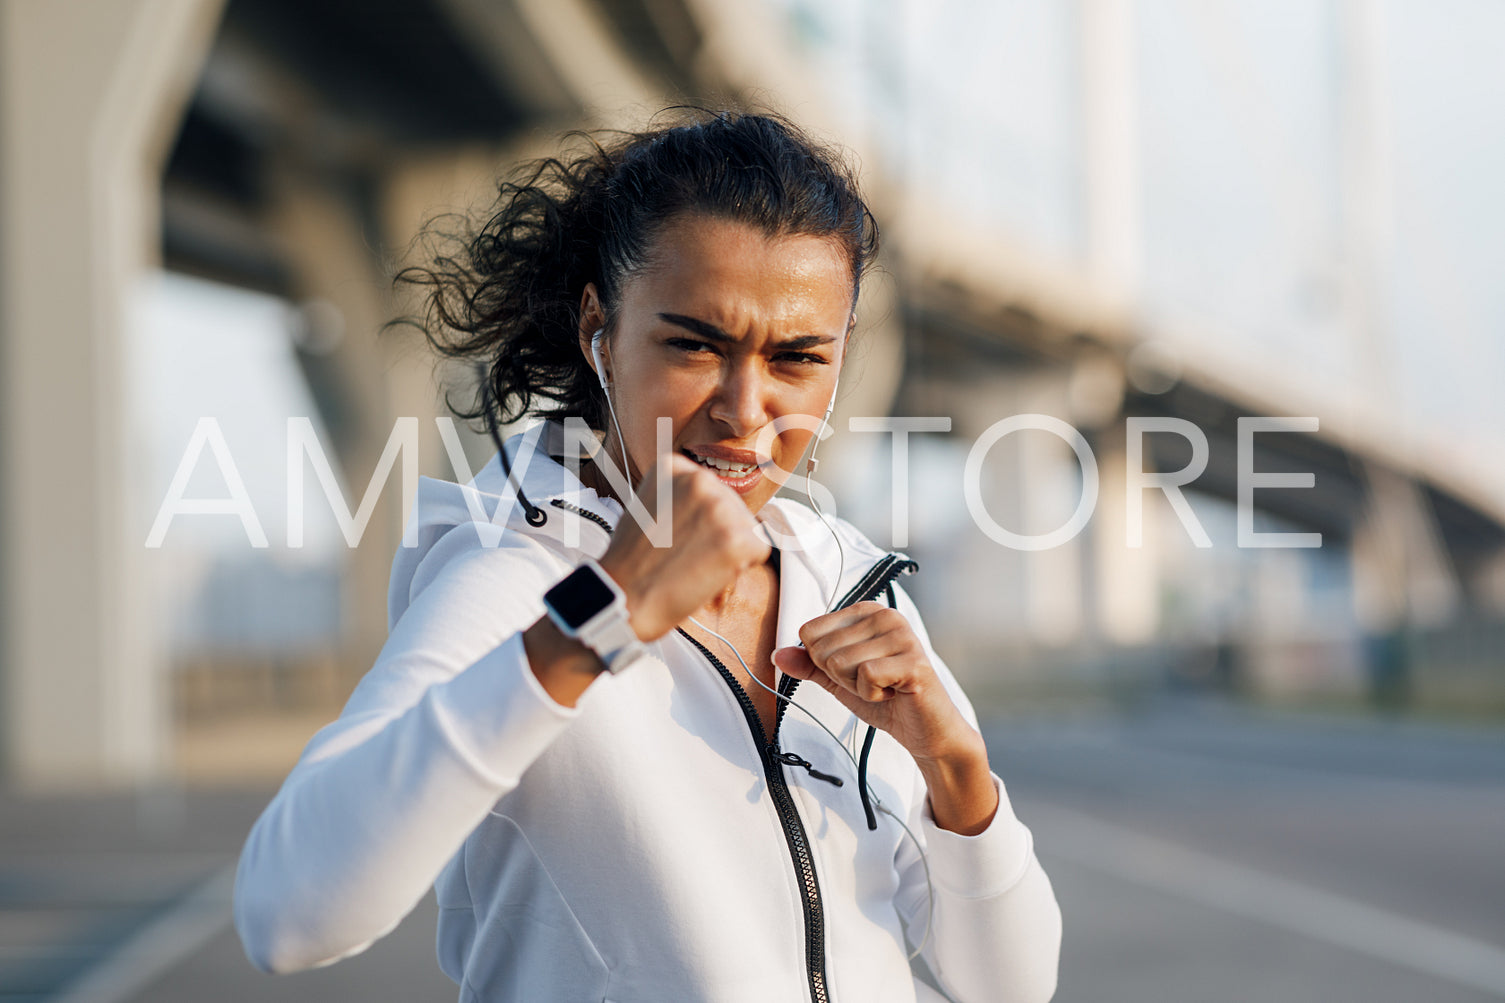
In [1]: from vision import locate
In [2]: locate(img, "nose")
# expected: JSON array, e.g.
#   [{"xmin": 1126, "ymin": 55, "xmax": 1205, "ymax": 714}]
[{"xmin": 706, "ymin": 360, "xmax": 770, "ymax": 438}]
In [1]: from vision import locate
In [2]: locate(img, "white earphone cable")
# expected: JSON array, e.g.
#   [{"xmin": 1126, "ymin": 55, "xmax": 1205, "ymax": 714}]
[
  {"xmin": 592, "ymin": 326, "xmax": 936, "ymax": 961},
  {"xmin": 684, "ymin": 612, "xmax": 936, "ymax": 960},
  {"xmin": 805, "ymin": 380, "xmax": 846, "ymax": 615}
]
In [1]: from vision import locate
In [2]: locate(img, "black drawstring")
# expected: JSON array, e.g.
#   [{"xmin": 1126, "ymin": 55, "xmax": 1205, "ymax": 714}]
[
  {"xmin": 475, "ymin": 363, "xmax": 546, "ymax": 527},
  {"xmin": 856, "ymin": 581, "xmax": 900, "ymax": 832},
  {"xmin": 857, "ymin": 725, "xmax": 878, "ymax": 830}
]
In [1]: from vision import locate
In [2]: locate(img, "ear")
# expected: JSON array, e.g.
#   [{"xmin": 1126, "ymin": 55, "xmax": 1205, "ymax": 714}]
[
  {"xmin": 577, "ymin": 283, "xmax": 608, "ymax": 378},
  {"xmin": 839, "ymin": 312, "xmax": 856, "ymax": 367}
]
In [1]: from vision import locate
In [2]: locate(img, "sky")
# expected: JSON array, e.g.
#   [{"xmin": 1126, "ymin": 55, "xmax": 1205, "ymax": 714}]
[{"xmin": 131, "ymin": 269, "xmax": 346, "ymax": 564}]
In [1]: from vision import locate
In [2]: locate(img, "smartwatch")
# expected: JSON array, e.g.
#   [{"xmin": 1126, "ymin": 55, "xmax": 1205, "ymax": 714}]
[{"xmin": 542, "ymin": 559, "xmax": 649, "ymax": 673}]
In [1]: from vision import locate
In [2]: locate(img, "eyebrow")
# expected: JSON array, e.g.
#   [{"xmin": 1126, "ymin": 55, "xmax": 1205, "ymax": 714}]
[{"xmin": 658, "ymin": 312, "xmax": 836, "ymax": 351}]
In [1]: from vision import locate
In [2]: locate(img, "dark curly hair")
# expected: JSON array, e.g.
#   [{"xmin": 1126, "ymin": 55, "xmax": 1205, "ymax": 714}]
[{"xmin": 395, "ymin": 107, "xmax": 880, "ymax": 434}]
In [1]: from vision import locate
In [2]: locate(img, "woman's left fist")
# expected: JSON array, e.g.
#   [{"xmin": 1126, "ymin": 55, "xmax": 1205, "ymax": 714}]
[{"xmin": 771, "ymin": 601, "xmax": 977, "ymax": 764}]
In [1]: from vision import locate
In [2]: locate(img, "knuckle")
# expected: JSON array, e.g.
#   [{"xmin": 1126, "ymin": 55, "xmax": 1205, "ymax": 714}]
[
  {"xmin": 712, "ymin": 499, "xmax": 743, "ymax": 529},
  {"xmin": 798, "ymin": 620, "xmax": 822, "ymax": 648},
  {"xmin": 701, "ymin": 491, "xmax": 733, "ymax": 521}
]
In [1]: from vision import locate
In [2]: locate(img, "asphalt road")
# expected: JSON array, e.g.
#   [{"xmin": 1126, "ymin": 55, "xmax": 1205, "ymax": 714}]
[
  {"xmin": 985, "ymin": 700, "xmax": 1505, "ymax": 1003},
  {"xmin": 7, "ymin": 698, "xmax": 1501, "ymax": 1002}
]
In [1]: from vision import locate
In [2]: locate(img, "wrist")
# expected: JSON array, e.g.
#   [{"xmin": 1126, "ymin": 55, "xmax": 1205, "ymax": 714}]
[
  {"xmin": 544, "ymin": 559, "xmax": 648, "ymax": 672},
  {"xmin": 915, "ymin": 732, "xmax": 997, "ymax": 836},
  {"xmin": 915, "ymin": 733, "xmax": 989, "ymax": 789},
  {"xmin": 523, "ymin": 615, "xmax": 606, "ymax": 708},
  {"xmin": 595, "ymin": 554, "xmax": 659, "ymax": 640},
  {"xmin": 911, "ymin": 719, "xmax": 988, "ymax": 775}
]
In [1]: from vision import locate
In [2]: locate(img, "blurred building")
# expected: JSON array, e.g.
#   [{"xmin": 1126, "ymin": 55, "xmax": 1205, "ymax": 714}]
[{"xmin": 3, "ymin": 0, "xmax": 1503, "ymax": 791}]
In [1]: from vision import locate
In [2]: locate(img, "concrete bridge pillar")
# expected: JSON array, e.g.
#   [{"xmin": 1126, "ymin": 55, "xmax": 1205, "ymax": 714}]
[{"xmin": 0, "ymin": 0, "xmax": 225, "ymax": 788}]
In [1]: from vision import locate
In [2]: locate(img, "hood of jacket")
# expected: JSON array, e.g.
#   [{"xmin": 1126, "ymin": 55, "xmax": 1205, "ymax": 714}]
[{"xmin": 389, "ymin": 419, "xmax": 908, "ymax": 632}]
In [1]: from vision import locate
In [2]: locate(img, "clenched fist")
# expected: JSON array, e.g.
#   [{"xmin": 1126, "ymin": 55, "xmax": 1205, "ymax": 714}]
[
  {"xmin": 772, "ymin": 601, "xmax": 1000, "ymax": 835},
  {"xmin": 597, "ymin": 453, "xmax": 771, "ymax": 642}
]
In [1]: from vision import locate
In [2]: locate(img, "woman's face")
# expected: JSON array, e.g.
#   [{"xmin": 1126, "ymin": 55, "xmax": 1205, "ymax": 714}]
[{"xmin": 578, "ymin": 213, "xmax": 854, "ymax": 513}]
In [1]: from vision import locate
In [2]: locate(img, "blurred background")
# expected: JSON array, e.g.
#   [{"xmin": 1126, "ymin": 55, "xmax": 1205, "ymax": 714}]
[{"xmin": 2, "ymin": 0, "xmax": 1502, "ymax": 1000}]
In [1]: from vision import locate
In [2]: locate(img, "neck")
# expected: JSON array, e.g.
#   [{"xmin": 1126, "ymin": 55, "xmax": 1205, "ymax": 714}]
[
  {"xmin": 701, "ymin": 585, "xmax": 738, "ymax": 617},
  {"xmin": 696, "ymin": 559, "xmax": 771, "ymax": 622},
  {"xmin": 578, "ymin": 459, "xmax": 622, "ymax": 506},
  {"xmin": 579, "ymin": 430, "xmax": 635, "ymax": 505}
]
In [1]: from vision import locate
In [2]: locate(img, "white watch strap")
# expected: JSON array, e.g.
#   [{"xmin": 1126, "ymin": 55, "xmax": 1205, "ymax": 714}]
[
  {"xmin": 578, "ymin": 605, "xmax": 636, "ymax": 655},
  {"xmin": 571, "ymin": 561, "xmax": 645, "ymax": 673},
  {"xmin": 599, "ymin": 637, "xmax": 649, "ymax": 673}
]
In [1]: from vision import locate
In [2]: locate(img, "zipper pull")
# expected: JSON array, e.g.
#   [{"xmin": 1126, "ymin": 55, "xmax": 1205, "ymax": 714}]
[{"xmin": 773, "ymin": 750, "xmax": 844, "ymax": 787}]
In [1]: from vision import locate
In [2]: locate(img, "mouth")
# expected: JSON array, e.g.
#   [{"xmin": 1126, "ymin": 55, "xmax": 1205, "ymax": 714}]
[{"xmin": 681, "ymin": 446, "xmax": 765, "ymax": 494}]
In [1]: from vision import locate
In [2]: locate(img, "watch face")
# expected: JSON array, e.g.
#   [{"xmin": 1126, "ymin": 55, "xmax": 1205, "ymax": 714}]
[{"xmin": 546, "ymin": 565, "xmax": 617, "ymax": 630}]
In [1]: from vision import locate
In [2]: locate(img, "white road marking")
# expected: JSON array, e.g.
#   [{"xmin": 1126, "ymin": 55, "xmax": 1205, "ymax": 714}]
[
  {"xmin": 1029, "ymin": 801, "xmax": 1505, "ymax": 999},
  {"xmin": 49, "ymin": 864, "xmax": 235, "ymax": 1003}
]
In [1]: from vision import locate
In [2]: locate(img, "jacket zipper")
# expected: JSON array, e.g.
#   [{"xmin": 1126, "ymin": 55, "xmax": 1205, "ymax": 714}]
[
  {"xmin": 677, "ymin": 552, "xmax": 916, "ymax": 1003},
  {"xmin": 548, "ymin": 498, "xmax": 613, "ymax": 535},
  {"xmin": 675, "ymin": 628, "xmax": 832, "ymax": 1003},
  {"xmin": 548, "ymin": 499, "xmax": 915, "ymax": 1003},
  {"xmin": 774, "ymin": 751, "xmax": 844, "ymax": 786}
]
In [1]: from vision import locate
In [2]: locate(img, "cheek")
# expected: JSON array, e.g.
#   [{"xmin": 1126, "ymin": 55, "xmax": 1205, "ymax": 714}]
[
  {"xmin": 656, "ymin": 370, "xmax": 713, "ymax": 415},
  {"xmin": 621, "ymin": 366, "xmax": 706, "ymax": 428},
  {"xmin": 772, "ymin": 428, "xmax": 818, "ymax": 467}
]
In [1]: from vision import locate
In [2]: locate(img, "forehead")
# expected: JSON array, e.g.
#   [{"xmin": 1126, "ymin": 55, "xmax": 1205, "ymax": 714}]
[{"xmin": 623, "ymin": 214, "xmax": 854, "ymax": 334}]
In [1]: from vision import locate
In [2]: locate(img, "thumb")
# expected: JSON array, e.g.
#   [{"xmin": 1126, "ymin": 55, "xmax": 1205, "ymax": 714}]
[
  {"xmin": 773, "ymin": 645, "xmax": 859, "ymax": 711},
  {"xmin": 772, "ymin": 645, "xmax": 819, "ymax": 679}
]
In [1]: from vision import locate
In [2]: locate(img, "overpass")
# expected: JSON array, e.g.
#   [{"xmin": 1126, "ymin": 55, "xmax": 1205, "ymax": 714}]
[{"xmin": 3, "ymin": 0, "xmax": 1500, "ymax": 789}]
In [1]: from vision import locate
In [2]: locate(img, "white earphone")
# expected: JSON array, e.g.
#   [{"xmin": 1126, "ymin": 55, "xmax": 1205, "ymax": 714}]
[
  {"xmin": 808, "ymin": 373, "xmax": 839, "ymax": 475},
  {"xmin": 584, "ymin": 322, "xmax": 933, "ymax": 956},
  {"xmin": 591, "ymin": 327, "xmax": 632, "ymax": 483},
  {"xmin": 593, "ymin": 325, "xmax": 836, "ymax": 473},
  {"xmin": 591, "ymin": 327, "xmax": 610, "ymax": 391}
]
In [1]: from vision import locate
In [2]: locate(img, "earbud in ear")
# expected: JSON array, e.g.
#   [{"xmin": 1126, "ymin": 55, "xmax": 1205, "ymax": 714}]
[
  {"xmin": 808, "ymin": 374, "xmax": 841, "ymax": 476},
  {"xmin": 821, "ymin": 374, "xmax": 841, "ymax": 425},
  {"xmin": 590, "ymin": 328, "xmax": 609, "ymax": 391}
]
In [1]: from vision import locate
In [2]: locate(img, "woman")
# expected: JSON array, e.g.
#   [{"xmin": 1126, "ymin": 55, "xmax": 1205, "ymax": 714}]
[{"xmin": 234, "ymin": 109, "xmax": 1061, "ymax": 1002}]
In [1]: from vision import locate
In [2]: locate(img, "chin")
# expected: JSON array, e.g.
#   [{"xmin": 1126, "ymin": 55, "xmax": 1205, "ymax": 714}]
[{"xmin": 743, "ymin": 489, "xmax": 776, "ymax": 512}]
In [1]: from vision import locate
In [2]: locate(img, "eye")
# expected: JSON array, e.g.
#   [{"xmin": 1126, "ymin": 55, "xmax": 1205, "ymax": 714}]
[
  {"xmin": 668, "ymin": 337, "xmax": 718, "ymax": 356},
  {"xmin": 775, "ymin": 351, "xmax": 829, "ymax": 366}
]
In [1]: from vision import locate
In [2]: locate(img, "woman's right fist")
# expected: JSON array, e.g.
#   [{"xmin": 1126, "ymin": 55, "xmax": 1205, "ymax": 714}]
[{"xmin": 596, "ymin": 453, "xmax": 771, "ymax": 641}]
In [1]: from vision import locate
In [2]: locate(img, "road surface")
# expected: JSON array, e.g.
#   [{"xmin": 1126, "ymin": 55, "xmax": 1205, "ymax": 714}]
[{"xmin": 4, "ymin": 698, "xmax": 1500, "ymax": 1002}]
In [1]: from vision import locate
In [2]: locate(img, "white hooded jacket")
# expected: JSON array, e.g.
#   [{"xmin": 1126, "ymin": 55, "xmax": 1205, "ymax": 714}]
[{"xmin": 234, "ymin": 420, "xmax": 1061, "ymax": 1002}]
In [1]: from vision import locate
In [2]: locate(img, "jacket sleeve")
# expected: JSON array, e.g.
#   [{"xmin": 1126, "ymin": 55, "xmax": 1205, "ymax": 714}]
[
  {"xmin": 888, "ymin": 584, "xmax": 1062, "ymax": 1003},
  {"xmin": 233, "ymin": 525, "xmax": 581, "ymax": 974}
]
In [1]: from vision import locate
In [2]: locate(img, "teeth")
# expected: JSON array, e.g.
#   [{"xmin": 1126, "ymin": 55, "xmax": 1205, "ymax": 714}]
[{"xmin": 692, "ymin": 454, "xmax": 756, "ymax": 475}]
